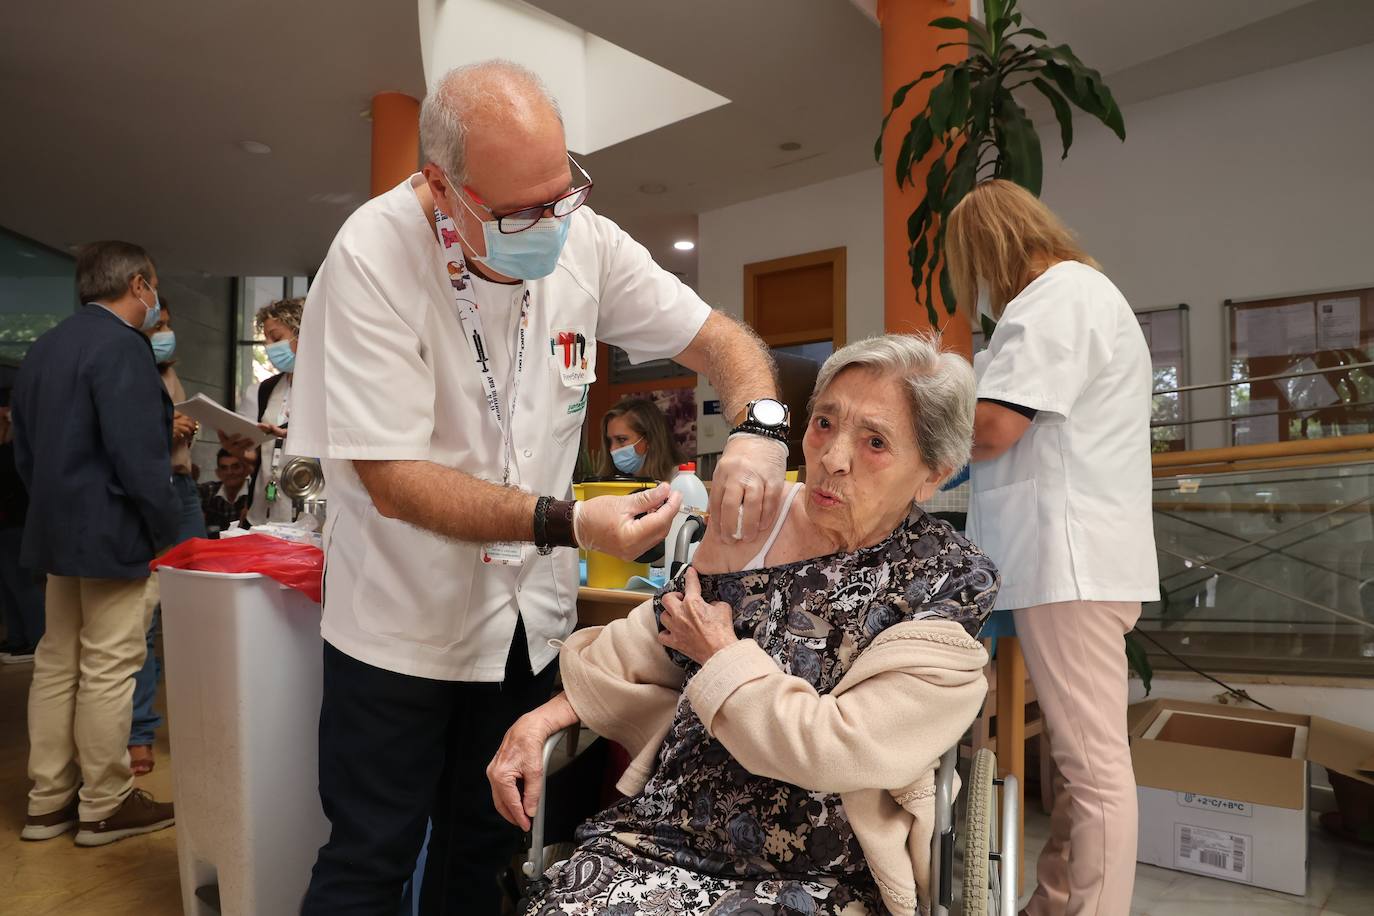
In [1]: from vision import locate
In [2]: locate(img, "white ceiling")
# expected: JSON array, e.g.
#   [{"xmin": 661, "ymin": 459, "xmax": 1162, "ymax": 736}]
[{"xmin": 2, "ymin": 0, "xmax": 1372, "ymax": 283}]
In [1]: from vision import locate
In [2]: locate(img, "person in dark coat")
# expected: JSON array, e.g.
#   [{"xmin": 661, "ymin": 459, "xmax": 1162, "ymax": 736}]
[{"xmin": 13, "ymin": 240, "xmax": 179, "ymax": 847}]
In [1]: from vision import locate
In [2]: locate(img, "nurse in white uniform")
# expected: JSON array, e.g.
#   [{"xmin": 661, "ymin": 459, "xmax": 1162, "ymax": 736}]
[{"xmin": 948, "ymin": 180, "xmax": 1158, "ymax": 916}]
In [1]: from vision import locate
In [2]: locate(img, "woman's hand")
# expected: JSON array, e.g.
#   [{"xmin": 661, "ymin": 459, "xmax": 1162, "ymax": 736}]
[
  {"xmin": 658, "ymin": 567, "xmax": 738, "ymax": 664},
  {"xmin": 487, "ymin": 693, "xmax": 579, "ymax": 831},
  {"xmin": 258, "ymin": 422, "xmax": 287, "ymax": 440}
]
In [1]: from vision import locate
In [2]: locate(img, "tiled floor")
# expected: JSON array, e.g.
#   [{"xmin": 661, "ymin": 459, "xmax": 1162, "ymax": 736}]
[{"xmin": 3, "ymin": 656, "xmax": 1372, "ymax": 914}]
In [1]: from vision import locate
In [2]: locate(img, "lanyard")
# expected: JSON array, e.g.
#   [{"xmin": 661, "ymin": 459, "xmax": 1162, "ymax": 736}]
[
  {"xmin": 265, "ymin": 379, "xmax": 291, "ymax": 503},
  {"xmin": 433, "ymin": 208, "xmax": 530, "ymax": 486}
]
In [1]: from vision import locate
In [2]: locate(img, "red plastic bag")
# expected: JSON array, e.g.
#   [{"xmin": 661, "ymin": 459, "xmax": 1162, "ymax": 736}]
[{"xmin": 152, "ymin": 534, "xmax": 324, "ymax": 603}]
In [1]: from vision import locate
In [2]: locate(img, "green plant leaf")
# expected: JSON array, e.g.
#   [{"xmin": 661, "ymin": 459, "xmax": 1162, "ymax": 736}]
[
  {"xmin": 947, "ymin": 139, "xmax": 980, "ymax": 206},
  {"xmin": 929, "ymin": 15, "xmax": 992, "ymax": 53},
  {"xmin": 1008, "ymin": 26, "xmax": 1048, "ymax": 41},
  {"xmin": 906, "ymin": 200, "xmax": 931, "ymax": 245},
  {"xmin": 983, "ymin": 0, "xmax": 1008, "ymax": 29},
  {"xmin": 875, "ymin": 64, "xmax": 954, "ymax": 161},
  {"xmin": 970, "ymin": 77, "xmax": 998, "ymax": 134},
  {"xmin": 947, "ymin": 67, "xmax": 972, "ymax": 136},
  {"xmin": 926, "ymin": 300, "xmax": 941, "ymax": 328},
  {"xmin": 909, "ymin": 235, "xmax": 929, "ymax": 284},
  {"xmin": 1125, "ymin": 631, "xmax": 1153, "ymax": 696},
  {"xmin": 1041, "ymin": 59, "xmax": 1126, "ymax": 142},
  {"xmin": 927, "ymin": 69, "xmax": 957, "ymax": 136},
  {"xmin": 995, "ymin": 94, "xmax": 1043, "ymax": 195},
  {"xmin": 939, "ymin": 261, "xmax": 956, "ymax": 317},
  {"xmin": 1030, "ymin": 77, "xmax": 1073, "ymax": 158},
  {"xmin": 925, "ymin": 155, "xmax": 949, "ymax": 212}
]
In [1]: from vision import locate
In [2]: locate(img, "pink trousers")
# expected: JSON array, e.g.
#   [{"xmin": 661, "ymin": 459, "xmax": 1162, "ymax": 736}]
[{"xmin": 1014, "ymin": 600, "xmax": 1142, "ymax": 916}]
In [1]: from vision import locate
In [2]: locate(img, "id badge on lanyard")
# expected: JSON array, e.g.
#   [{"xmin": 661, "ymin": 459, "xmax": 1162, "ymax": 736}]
[{"xmin": 434, "ymin": 207, "xmax": 529, "ymax": 565}]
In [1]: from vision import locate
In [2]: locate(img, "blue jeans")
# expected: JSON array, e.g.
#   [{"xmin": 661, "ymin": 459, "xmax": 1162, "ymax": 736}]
[
  {"xmin": 129, "ymin": 474, "xmax": 206, "ymax": 747},
  {"xmin": 0, "ymin": 526, "xmax": 44, "ymax": 650}
]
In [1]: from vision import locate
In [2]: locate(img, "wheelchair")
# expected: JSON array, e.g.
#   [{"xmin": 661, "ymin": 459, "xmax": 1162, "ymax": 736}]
[{"xmin": 520, "ymin": 730, "xmax": 1020, "ymax": 915}]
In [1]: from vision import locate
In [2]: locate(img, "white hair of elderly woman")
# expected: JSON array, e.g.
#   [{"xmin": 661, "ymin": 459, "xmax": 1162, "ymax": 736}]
[
  {"xmin": 811, "ymin": 333, "xmax": 976, "ymax": 478},
  {"xmin": 419, "ymin": 59, "xmax": 564, "ymax": 186}
]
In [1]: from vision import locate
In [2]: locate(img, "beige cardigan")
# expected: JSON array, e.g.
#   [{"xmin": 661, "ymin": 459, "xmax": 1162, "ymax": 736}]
[{"xmin": 559, "ymin": 599, "xmax": 990, "ymax": 916}]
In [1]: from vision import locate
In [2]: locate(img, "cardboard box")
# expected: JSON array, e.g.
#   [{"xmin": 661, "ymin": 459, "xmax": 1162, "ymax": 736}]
[{"xmin": 1129, "ymin": 699, "xmax": 1374, "ymax": 896}]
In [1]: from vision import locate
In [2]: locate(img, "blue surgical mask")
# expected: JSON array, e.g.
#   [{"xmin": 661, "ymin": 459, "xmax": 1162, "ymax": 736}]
[
  {"xmin": 150, "ymin": 331, "xmax": 176, "ymax": 363},
  {"xmin": 449, "ymin": 173, "xmax": 571, "ymax": 280},
  {"xmin": 611, "ymin": 439, "xmax": 646, "ymax": 476},
  {"xmin": 266, "ymin": 339, "xmax": 296, "ymax": 373},
  {"xmin": 137, "ymin": 286, "xmax": 161, "ymax": 332}
]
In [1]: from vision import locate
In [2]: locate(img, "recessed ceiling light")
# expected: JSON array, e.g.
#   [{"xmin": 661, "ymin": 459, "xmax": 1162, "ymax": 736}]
[
  {"xmin": 639, "ymin": 182, "xmax": 668, "ymax": 195},
  {"xmin": 779, "ymin": 141, "xmax": 803, "ymax": 152},
  {"xmin": 239, "ymin": 140, "xmax": 272, "ymax": 155},
  {"xmin": 673, "ymin": 240, "xmax": 695, "ymax": 251}
]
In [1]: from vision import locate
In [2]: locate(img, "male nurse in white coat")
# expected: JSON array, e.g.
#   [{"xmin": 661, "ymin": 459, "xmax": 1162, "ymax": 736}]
[
  {"xmin": 949, "ymin": 180, "xmax": 1159, "ymax": 916},
  {"xmin": 289, "ymin": 60, "xmax": 792, "ymax": 914}
]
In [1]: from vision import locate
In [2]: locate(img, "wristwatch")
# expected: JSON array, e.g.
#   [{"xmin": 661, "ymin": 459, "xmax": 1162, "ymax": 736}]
[{"xmin": 730, "ymin": 398, "xmax": 790, "ymax": 445}]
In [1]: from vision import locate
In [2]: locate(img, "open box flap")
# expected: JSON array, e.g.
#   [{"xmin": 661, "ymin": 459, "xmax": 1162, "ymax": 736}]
[{"xmin": 1309, "ymin": 716, "xmax": 1374, "ymax": 787}]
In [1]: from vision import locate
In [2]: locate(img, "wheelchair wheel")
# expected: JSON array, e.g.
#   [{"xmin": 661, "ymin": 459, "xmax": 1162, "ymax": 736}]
[{"xmin": 961, "ymin": 747, "xmax": 998, "ymax": 914}]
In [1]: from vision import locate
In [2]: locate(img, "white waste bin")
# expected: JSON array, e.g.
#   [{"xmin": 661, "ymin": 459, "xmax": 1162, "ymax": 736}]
[{"xmin": 159, "ymin": 567, "xmax": 330, "ymax": 916}]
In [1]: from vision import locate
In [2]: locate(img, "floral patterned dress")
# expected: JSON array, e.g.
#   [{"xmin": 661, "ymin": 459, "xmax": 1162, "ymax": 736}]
[{"xmin": 528, "ymin": 506, "xmax": 998, "ymax": 916}]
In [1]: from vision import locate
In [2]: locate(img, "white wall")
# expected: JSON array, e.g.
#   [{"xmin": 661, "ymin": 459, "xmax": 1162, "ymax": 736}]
[
  {"xmin": 695, "ymin": 168, "xmax": 885, "ymax": 452},
  {"xmin": 1040, "ymin": 41, "xmax": 1374, "ymax": 449}
]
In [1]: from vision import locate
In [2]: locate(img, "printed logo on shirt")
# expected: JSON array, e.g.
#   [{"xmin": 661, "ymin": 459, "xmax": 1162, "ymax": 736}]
[
  {"xmin": 567, "ymin": 386, "xmax": 588, "ymax": 414},
  {"xmin": 551, "ymin": 328, "xmax": 595, "ymax": 386}
]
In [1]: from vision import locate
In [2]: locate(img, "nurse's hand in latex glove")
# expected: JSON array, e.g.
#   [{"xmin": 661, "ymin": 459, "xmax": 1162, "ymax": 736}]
[
  {"xmin": 574, "ymin": 484, "xmax": 682, "ymax": 561},
  {"xmin": 709, "ymin": 433, "xmax": 787, "ymax": 543},
  {"xmin": 488, "ymin": 693, "xmax": 579, "ymax": 831}
]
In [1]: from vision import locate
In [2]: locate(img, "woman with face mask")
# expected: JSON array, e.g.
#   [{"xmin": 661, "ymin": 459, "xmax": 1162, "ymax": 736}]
[
  {"xmin": 130, "ymin": 296, "xmax": 208, "ymax": 775},
  {"xmin": 217, "ymin": 297, "xmax": 318, "ymax": 527},
  {"xmin": 595, "ymin": 397, "xmax": 687, "ymax": 482}
]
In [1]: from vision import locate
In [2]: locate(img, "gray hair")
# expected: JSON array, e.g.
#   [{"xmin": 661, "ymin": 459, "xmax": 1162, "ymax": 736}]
[
  {"xmin": 76, "ymin": 240, "xmax": 155, "ymax": 303},
  {"xmin": 419, "ymin": 59, "xmax": 563, "ymax": 185},
  {"xmin": 811, "ymin": 333, "xmax": 976, "ymax": 476}
]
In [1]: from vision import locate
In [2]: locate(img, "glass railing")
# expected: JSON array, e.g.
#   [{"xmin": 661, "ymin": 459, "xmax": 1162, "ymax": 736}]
[{"xmin": 1147, "ymin": 435, "xmax": 1374, "ymax": 677}]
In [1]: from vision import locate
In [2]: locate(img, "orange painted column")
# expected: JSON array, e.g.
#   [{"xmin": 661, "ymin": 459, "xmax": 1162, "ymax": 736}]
[
  {"xmin": 370, "ymin": 92, "xmax": 421, "ymax": 199},
  {"xmin": 878, "ymin": 0, "xmax": 971, "ymax": 356}
]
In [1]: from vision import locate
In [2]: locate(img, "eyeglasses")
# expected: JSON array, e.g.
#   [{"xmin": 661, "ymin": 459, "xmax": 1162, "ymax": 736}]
[{"xmin": 462, "ymin": 154, "xmax": 594, "ymax": 234}]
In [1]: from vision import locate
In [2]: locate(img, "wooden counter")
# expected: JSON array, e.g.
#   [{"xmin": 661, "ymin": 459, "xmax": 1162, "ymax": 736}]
[{"xmin": 576, "ymin": 586, "xmax": 652, "ymax": 627}]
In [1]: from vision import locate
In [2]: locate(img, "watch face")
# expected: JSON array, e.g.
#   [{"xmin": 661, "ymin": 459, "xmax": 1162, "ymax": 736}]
[{"xmin": 752, "ymin": 399, "xmax": 787, "ymax": 427}]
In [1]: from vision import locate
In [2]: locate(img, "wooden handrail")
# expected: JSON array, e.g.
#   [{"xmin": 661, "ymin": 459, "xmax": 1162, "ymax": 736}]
[
  {"xmin": 1152, "ymin": 452, "xmax": 1374, "ymax": 478},
  {"xmin": 1152, "ymin": 433, "xmax": 1374, "ymax": 469}
]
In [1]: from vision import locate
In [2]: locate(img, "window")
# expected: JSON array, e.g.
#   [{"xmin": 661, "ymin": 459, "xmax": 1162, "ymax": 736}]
[{"xmin": 0, "ymin": 228, "xmax": 74, "ymax": 367}]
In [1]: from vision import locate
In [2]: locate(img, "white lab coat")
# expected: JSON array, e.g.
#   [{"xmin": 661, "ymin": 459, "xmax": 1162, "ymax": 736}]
[
  {"xmin": 967, "ymin": 261, "xmax": 1159, "ymax": 611},
  {"xmin": 287, "ymin": 175, "xmax": 711, "ymax": 681}
]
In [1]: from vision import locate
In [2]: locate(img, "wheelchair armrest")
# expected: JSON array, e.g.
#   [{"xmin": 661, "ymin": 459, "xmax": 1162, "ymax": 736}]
[{"xmin": 522, "ymin": 724, "xmax": 578, "ymax": 881}]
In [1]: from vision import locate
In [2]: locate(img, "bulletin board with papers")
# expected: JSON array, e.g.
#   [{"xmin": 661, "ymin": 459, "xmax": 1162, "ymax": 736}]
[{"xmin": 1226, "ymin": 286, "xmax": 1374, "ymax": 445}]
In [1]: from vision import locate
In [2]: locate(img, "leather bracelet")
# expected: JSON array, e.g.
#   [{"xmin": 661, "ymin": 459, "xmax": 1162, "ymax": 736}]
[
  {"xmin": 729, "ymin": 422, "xmax": 789, "ymax": 446},
  {"xmin": 532, "ymin": 495, "xmax": 555, "ymax": 555},
  {"xmin": 544, "ymin": 498, "xmax": 577, "ymax": 549}
]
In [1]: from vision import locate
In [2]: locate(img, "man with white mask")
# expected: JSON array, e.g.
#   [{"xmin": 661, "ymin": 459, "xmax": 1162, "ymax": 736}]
[{"xmin": 291, "ymin": 60, "xmax": 790, "ymax": 912}]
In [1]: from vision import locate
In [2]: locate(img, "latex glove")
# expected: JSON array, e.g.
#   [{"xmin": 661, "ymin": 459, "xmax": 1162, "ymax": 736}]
[
  {"xmin": 574, "ymin": 483, "xmax": 682, "ymax": 561},
  {"xmin": 709, "ymin": 433, "xmax": 788, "ymax": 542}
]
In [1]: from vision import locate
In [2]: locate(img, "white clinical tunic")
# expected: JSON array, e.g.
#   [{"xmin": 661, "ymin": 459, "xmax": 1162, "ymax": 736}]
[
  {"xmin": 247, "ymin": 374, "xmax": 297, "ymax": 526},
  {"xmin": 287, "ymin": 174, "xmax": 712, "ymax": 681},
  {"xmin": 967, "ymin": 260, "xmax": 1159, "ymax": 612}
]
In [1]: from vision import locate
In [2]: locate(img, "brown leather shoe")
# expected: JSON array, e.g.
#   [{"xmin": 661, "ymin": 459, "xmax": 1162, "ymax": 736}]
[
  {"xmin": 21, "ymin": 796, "xmax": 79, "ymax": 841},
  {"xmin": 74, "ymin": 788, "xmax": 174, "ymax": 847}
]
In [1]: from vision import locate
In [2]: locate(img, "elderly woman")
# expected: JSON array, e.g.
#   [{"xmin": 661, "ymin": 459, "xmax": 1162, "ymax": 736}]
[{"xmin": 489, "ymin": 333, "xmax": 999, "ymax": 916}]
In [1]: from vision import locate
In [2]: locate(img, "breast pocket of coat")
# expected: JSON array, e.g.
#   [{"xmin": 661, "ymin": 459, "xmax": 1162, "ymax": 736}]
[{"xmin": 547, "ymin": 350, "xmax": 593, "ymax": 446}]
